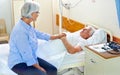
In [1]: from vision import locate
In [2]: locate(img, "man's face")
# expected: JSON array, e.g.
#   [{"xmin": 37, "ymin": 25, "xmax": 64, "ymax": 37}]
[{"xmin": 80, "ymin": 28, "xmax": 91, "ymax": 39}]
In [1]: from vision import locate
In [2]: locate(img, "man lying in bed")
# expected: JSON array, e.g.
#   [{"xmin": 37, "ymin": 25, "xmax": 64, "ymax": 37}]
[
  {"xmin": 37, "ymin": 26, "xmax": 95, "ymax": 56},
  {"xmin": 36, "ymin": 26, "xmax": 107, "ymax": 68},
  {"xmin": 59, "ymin": 26, "xmax": 107, "ymax": 73},
  {"xmin": 60, "ymin": 26, "xmax": 95, "ymax": 54},
  {"xmin": 37, "ymin": 26, "xmax": 107, "ymax": 56}
]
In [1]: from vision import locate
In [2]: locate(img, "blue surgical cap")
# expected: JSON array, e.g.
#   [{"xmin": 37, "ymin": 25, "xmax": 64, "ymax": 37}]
[{"xmin": 21, "ymin": 1, "xmax": 40, "ymax": 18}]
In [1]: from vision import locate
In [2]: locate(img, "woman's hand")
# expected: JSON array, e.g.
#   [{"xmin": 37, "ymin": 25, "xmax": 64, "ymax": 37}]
[
  {"xmin": 39, "ymin": 67, "xmax": 46, "ymax": 73},
  {"xmin": 59, "ymin": 33, "xmax": 66, "ymax": 39},
  {"xmin": 50, "ymin": 33, "xmax": 66, "ymax": 40},
  {"xmin": 33, "ymin": 64, "xmax": 46, "ymax": 73}
]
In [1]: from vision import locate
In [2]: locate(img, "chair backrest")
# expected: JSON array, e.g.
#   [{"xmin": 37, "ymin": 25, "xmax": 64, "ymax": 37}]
[{"xmin": 0, "ymin": 19, "xmax": 7, "ymax": 35}]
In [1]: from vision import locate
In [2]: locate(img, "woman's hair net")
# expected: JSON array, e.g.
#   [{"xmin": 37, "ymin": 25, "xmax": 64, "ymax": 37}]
[{"xmin": 21, "ymin": 1, "xmax": 40, "ymax": 18}]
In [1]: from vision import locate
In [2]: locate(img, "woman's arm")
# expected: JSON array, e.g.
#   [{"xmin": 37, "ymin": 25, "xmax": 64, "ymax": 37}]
[
  {"xmin": 50, "ymin": 33, "xmax": 66, "ymax": 40},
  {"xmin": 60, "ymin": 36, "xmax": 82, "ymax": 54}
]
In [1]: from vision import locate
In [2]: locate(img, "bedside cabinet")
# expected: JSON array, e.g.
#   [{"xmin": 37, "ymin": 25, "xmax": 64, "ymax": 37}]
[{"xmin": 84, "ymin": 43, "xmax": 120, "ymax": 75}]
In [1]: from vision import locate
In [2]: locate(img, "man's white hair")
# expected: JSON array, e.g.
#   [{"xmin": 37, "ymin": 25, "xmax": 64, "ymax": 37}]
[
  {"xmin": 86, "ymin": 26, "xmax": 96, "ymax": 36},
  {"xmin": 21, "ymin": 1, "xmax": 40, "ymax": 18}
]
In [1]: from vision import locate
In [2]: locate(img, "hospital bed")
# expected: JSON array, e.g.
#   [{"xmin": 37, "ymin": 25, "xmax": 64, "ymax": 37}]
[
  {"xmin": 0, "ymin": 23, "xmax": 112, "ymax": 75},
  {"xmin": 36, "ymin": 24, "xmax": 112, "ymax": 73},
  {"xmin": 0, "ymin": 44, "xmax": 17, "ymax": 75}
]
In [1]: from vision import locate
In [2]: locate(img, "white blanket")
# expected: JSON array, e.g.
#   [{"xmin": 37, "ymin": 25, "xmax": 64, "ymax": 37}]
[
  {"xmin": 0, "ymin": 44, "xmax": 17, "ymax": 75},
  {"xmin": 0, "ymin": 43, "xmax": 83, "ymax": 74},
  {"xmin": 36, "ymin": 33, "xmax": 85, "ymax": 69},
  {"xmin": 36, "ymin": 29, "xmax": 107, "ymax": 69},
  {"xmin": 0, "ymin": 29, "xmax": 107, "ymax": 74}
]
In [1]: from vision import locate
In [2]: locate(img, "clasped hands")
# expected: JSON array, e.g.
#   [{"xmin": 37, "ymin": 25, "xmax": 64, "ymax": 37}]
[{"xmin": 58, "ymin": 33, "xmax": 67, "ymax": 39}]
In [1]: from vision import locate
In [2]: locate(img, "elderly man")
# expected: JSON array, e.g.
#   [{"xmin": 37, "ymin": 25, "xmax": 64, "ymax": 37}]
[{"xmin": 60, "ymin": 26, "xmax": 95, "ymax": 54}]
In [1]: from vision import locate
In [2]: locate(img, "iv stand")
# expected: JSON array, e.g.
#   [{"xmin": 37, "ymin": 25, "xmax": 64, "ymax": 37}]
[{"xmin": 59, "ymin": 0, "xmax": 63, "ymax": 34}]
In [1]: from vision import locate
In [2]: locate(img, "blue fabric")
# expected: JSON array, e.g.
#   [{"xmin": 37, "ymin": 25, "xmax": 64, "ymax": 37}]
[
  {"xmin": 115, "ymin": 0, "xmax": 120, "ymax": 26},
  {"xmin": 8, "ymin": 19, "xmax": 50, "ymax": 69}
]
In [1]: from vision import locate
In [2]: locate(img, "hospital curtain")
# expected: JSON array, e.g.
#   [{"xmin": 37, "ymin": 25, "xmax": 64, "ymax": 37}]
[{"xmin": 115, "ymin": 0, "xmax": 120, "ymax": 27}]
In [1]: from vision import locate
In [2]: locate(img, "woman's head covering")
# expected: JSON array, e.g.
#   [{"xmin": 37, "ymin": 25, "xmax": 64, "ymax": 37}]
[{"xmin": 21, "ymin": 1, "xmax": 40, "ymax": 18}]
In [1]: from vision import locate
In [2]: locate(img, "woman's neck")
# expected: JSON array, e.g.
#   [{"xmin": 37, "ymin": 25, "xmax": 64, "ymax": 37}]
[{"xmin": 21, "ymin": 17, "xmax": 32, "ymax": 25}]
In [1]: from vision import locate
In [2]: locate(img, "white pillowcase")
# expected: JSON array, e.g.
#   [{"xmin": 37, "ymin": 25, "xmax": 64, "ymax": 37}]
[{"xmin": 86, "ymin": 29, "xmax": 107, "ymax": 45}]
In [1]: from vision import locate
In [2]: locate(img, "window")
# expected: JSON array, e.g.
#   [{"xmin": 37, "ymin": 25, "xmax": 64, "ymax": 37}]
[{"xmin": 115, "ymin": 0, "xmax": 120, "ymax": 26}]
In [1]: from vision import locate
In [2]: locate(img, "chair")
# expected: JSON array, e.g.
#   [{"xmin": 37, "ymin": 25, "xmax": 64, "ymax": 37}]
[{"xmin": 0, "ymin": 19, "xmax": 9, "ymax": 43}]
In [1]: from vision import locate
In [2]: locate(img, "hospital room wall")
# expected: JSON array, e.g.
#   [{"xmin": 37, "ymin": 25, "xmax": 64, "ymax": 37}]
[
  {"xmin": 12, "ymin": 0, "xmax": 54, "ymax": 34},
  {"xmin": 12, "ymin": 0, "xmax": 60, "ymax": 34},
  {"xmin": 0, "ymin": 0, "xmax": 13, "ymax": 34},
  {"xmin": 33, "ymin": 0, "xmax": 54, "ymax": 34},
  {"xmin": 1, "ymin": 0, "xmax": 119, "ymax": 36},
  {"xmin": 53, "ymin": 0, "xmax": 120, "ymax": 37},
  {"xmin": 1, "ymin": 0, "xmax": 58, "ymax": 35}
]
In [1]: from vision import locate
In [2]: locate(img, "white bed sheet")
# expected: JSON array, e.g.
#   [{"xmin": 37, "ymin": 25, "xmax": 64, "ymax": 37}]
[
  {"xmin": 0, "ymin": 42, "xmax": 84, "ymax": 74},
  {"xmin": 36, "ymin": 29, "xmax": 107, "ymax": 71},
  {"xmin": 36, "ymin": 38, "xmax": 85, "ymax": 71},
  {"xmin": 0, "ymin": 44, "xmax": 17, "ymax": 75},
  {"xmin": 0, "ymin": 28, "xmax": 107, "ymax": 74}
]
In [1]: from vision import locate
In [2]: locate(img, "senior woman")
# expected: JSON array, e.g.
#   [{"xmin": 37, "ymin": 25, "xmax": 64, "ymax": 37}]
[{"xmin": 8, "ymin": 1, "xmax": 65, "ymax": 75}]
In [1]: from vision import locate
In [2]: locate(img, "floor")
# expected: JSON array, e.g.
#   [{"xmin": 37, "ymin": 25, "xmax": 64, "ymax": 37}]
[{"xmin": 58, "ymin": 67, "xmax": 84, "ymax": 75}]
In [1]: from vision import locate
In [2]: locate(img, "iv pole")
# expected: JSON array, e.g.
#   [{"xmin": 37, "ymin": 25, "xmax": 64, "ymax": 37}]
[{"xmin": 59, "ymin": 0, "xmax": 63, "ymax": 34}]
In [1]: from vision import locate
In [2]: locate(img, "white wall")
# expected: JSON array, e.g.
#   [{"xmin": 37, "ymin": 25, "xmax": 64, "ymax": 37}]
[
  {"xmin": 53, "ymin": 0, "xmax": 120, "ymax": 37},
  {"xmin": 13, "ymin": 0, "xmax": 24, "ymax": 25},
  {"xmin": 1, "ymin": 0, "xmax": 57, "ymax": 35},
  {"xmin": 0, "ymin": 0, "xmax": 13, "ymax": 34},
  {"xmin": 2, "ymin": 0, "xmax": 119, "ymax": 36},
  {"xmin": 34, "ymin": 0, "xmax": 54, "ymax": 34},
  {"xmin": 13, "ymin": 0, "xmax": 54, "ymax": 34}
]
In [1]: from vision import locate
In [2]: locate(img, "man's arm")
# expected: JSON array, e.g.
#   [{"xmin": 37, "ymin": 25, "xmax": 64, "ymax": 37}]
[
  {"xmin": 60, "ymin": 36, "xmax": 83, "ymax": 54},
  {"xmin": 50, "ymin": 33, "xmax": 66, "ymax": 40}
]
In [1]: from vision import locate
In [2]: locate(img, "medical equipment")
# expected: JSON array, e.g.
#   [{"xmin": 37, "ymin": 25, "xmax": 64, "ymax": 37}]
[
  {"xmin": 101, "ymin": 41, "xmax": 120, "ymax": 55},
  {"xmin": 58, "ymin": 0, "xmax": 82, "ymax": 33}
]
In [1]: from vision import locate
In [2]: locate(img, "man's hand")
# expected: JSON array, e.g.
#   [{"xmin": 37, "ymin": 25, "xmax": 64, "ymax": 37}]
[
  {"xmin": 60, "ymin": 36, "xmax": 83, "ymax": 54},
  {"xmin": 50, "ymin": 33, "xmax": 66, "ymax": 40},
  {"xmin": 59, "ymin": 33, "xmax": 66, "ymax": 39}
]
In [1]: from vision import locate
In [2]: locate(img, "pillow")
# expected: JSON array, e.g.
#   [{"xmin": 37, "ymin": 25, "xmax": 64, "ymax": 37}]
[
  {"xmin": 71, "ymin": 26, "xmax": 96, "ymax": 39},
  {"xmin": 86, "ymin": 29, "xmax": 107, "ymax": 45}
]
